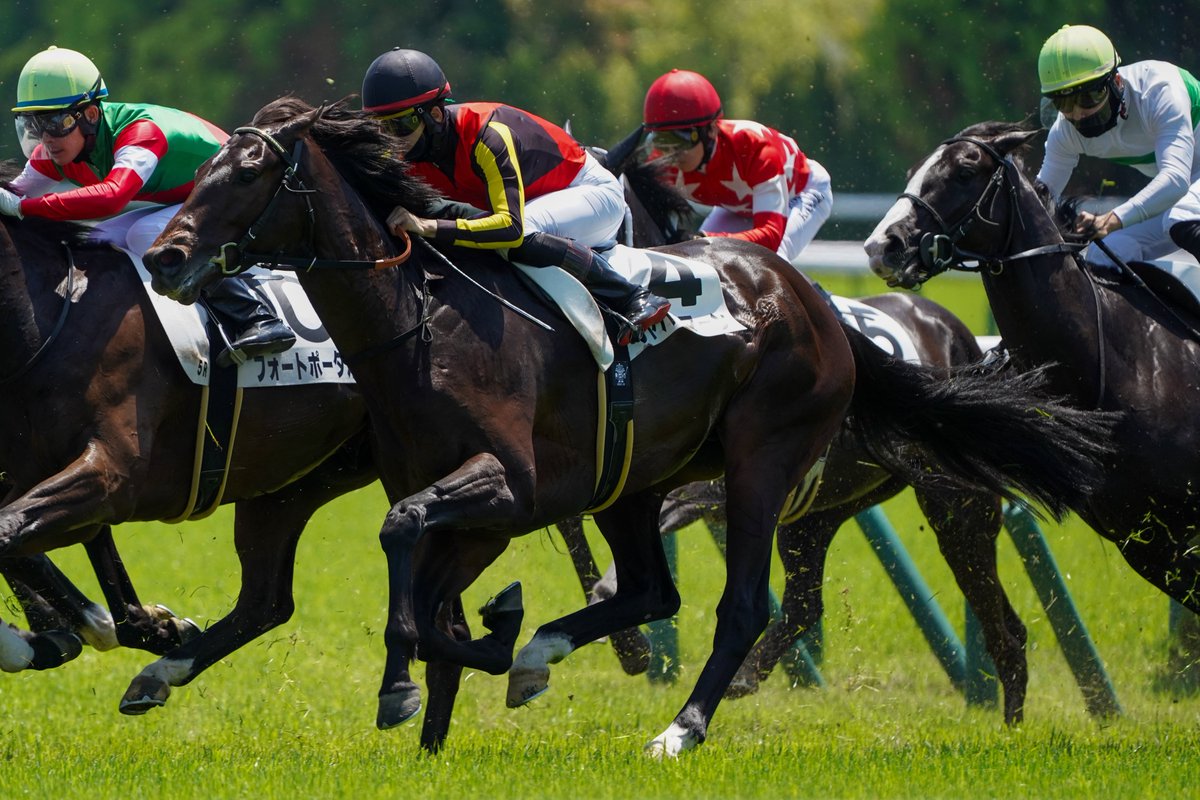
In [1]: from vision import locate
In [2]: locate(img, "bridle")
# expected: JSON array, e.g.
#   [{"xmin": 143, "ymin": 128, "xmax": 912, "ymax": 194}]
[
  {"xmin": 895, "ymin": 135, "xmax": 1082, "ymax": 289},
  {"xmin": 211, "ymin": 126, "xmax": 412, "ymax": 276}
]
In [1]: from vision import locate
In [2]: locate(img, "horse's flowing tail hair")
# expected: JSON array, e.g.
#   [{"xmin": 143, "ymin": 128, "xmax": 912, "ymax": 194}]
[{"xmin": 840, "ymin": 323, "xmax": 1116, "ymax": 519}]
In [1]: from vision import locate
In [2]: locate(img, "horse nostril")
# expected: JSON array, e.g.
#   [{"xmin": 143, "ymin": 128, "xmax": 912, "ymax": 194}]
[{"xmin": 146, "ymin": 246, "xmax": 184, "ymax": 273}]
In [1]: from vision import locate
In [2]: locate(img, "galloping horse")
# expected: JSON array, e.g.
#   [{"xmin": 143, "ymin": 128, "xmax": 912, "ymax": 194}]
[
  {"xmin": 865, "ymin": 120, "xmax": 1200, "ymax": 618},
  {"xmin": 143, "ymin": 98, "xmax": 1111, "ymax": 755},
  {"xmin": 0, "ymin": 192, "xmax": 375, "ymax": 687},
  {"xmin": 560, "ymin": 157, "xmax": 1025, "ymax": 722}
]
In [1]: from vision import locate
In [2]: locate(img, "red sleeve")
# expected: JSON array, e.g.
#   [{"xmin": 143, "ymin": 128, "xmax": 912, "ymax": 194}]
[
  {"xmin": 720, "ymin": 211, "xmax": 787, "ymax": 251},
  {"xmin": 19, "ymin": 120, "xmax": 166, "ymax": 221}
]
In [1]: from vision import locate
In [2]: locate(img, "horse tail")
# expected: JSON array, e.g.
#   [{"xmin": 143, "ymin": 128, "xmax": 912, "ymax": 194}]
[{"xmin": 841, "ymin": 323, "xmax": 1114, "ymax": 520}]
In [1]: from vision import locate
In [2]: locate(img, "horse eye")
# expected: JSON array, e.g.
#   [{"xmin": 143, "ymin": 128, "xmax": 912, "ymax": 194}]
[
  {"xmin": 237, "ymin": 168, "xmax": 259, "ymax": 184},
  {"xmin": 955, "ymin": 166, "xmax": 975, "ymax": 183}
]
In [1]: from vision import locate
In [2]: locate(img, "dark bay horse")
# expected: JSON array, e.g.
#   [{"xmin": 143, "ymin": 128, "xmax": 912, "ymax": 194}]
[
  {"xmin": 143, "ymin": 98, "xmax": 1112, "ymax": 756},
  {"xmin": 865, "ymin": 120, "xmax": 1200, "ymax": 620},
  {"xmin": 0, "ymin": 202, "xmax": 375, "ymax": 693},
  {"xmin": 558, "ymin": 156, "xmax": 1027, "ymax": 721}
]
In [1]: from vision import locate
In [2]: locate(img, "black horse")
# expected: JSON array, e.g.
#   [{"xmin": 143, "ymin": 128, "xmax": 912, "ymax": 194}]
[
  {"xmin": 144, "ymin": 98, "xmax": 1112, "ymax": 755},
  {"xmin": 866, "ymin": 120, "xmax": 1200, "ymax": 620}
]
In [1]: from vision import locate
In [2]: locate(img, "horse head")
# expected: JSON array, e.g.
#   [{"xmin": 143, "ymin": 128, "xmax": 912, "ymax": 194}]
[{"xmin": 864, "ymin": 123, "xmax": 1041, "ymax": 289}]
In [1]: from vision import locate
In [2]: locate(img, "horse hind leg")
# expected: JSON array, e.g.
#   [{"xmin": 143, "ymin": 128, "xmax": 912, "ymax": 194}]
[
  {"xmin": 917, "ymin": 486, "xmax": 1027, "ymax": 724},
  {"xmin": 727, "ymin": 510, "xmax": 840, "ymax": 698}
]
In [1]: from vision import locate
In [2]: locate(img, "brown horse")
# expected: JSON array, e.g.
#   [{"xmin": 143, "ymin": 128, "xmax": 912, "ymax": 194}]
[
  {"xmin": 0, "ymin": 198, "xmax": 375, "ymax": 691},
  {"xmin": 865, "ymin": 121, "xmax": 1200, "ymax": 619},
  {"xmin": 143, "ymin": 98, "xmax": 1112, "ymax": 755}
]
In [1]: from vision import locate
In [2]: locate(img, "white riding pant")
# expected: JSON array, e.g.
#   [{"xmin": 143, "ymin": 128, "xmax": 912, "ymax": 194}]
[
  {"xmin": 87, "ymin": 204, "xmax": 182, "ymax": 259},
  {"xmin": 523, "ymin": 153, "xmax": 626, "ymax": 251},
  {"xmin": 700, "ymin": 158, "xmax": 833, "ymax": 264}
]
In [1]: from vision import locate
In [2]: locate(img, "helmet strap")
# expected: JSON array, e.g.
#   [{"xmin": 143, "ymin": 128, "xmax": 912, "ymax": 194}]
[
  {"xmin": 74, "ymin": 103, "xmax": 101, "ymax": 162},
  {"xmin": 697, "ymin": 122, "xmax": 718, "ymax": 170}
]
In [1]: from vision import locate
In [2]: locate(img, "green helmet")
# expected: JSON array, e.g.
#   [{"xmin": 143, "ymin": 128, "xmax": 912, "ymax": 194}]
[
  {"xmin": 13, "ymin": 46, "xmax": 108, "ymax": 113},
  {"xmin": 1037, "ymin": 25, "xmax": 1120, "ymax": 95}
]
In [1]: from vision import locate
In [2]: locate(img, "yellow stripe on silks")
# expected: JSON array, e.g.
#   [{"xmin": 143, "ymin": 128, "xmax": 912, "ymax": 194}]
[
  {"xmin": 164, "ymin": 384, "xmax": 211, "ymax": 524},
  {"xmin": 454, "ymin": 121, "xmax": 525, "ymax": 249},
  {"xmin": 190, "ymin": 387, "xmax": 244, "ymax": 520}
]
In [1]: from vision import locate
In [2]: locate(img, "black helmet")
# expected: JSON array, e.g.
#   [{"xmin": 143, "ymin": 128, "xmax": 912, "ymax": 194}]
[{"xmin": 362, "ymin": 48, "xmax": 452, "ymax": 115}]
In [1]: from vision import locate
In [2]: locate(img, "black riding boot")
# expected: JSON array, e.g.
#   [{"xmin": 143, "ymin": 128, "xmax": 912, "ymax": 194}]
[
  {"xmin": 201, "ymin": 277, "xmax": 296, "ymax": 367},
  {"xmin": 1170, "ymin": 220, "xmax": 1200, "ymax": 264},
  {"xmin": 511, "ymin": 232, "xmax": 671, "ymax": 345}
]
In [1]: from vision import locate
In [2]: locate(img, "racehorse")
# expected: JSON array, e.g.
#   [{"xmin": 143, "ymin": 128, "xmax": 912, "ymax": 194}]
[
  {"xmin": 865, "ymin": 120, "xmax": 1200, "ymax": 619},
  {"xmin": 142, "ymin": 97, "xmax": 1112, "ymax": 756},
  {"xmin": 558, "ymin": 156, "xmax": 1025, "ymax": 722},
  {"xmin": 0, "ymin": 192, "xmax": 376, "ymax": 689}
]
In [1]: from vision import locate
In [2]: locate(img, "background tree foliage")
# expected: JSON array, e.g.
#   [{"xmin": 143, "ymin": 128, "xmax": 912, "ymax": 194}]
[{"xmin": 0, "ymin": 0, "xmax": 1195, "ymax": 194}]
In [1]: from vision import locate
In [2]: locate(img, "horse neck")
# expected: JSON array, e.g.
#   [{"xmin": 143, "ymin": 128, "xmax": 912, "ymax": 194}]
[
  {"xmin": 980, "ymin": 183, "xmax": 1106, "ymax": 400},
  {"xmin": 0, "ymin": 224, "xmax": 55, "ymax": 379},
  {"xmin": 299, "ymin": 170, "xmax": 422, "ymax": 358}
]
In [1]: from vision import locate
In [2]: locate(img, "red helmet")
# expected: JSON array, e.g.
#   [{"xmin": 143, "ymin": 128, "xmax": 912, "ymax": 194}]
[
  {"xmin": 362, "ymin": 48, "xmax": 452, "ymax": 115},
  {"xmin": 643, "ymin": 69, "xmax": 722, "ymax": 130}
]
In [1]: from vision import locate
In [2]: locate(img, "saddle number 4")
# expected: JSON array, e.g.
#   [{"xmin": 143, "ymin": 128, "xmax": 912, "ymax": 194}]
[{"xmin": 649, "ymin": 263, "xmax": 702, "ymax": 309}]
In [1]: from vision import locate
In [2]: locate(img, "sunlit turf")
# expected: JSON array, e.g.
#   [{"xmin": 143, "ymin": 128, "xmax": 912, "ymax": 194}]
[{"xmin": 3, "ymin": 277, "xmax": 1197, "ymax": 798}]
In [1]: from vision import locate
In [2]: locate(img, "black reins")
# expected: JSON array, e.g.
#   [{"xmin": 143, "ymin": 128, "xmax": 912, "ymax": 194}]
[
  {"xmin": 0, "ymin": 242, "xmax": 76, "ymax": 385},
  {"xmin": 897, "ymin": 135, "xmax": 1082, "ymax": 288}
]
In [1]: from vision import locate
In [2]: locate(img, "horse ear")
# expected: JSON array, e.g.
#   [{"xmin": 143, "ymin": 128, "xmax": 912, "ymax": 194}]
[{"xmin": 993, "ymin": 127, "xmax": 1043, "ymax": 157}]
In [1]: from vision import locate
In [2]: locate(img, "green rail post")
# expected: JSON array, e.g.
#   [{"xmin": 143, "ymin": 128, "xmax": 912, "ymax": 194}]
[
  {"xmin": 855, "ymin": 506, "xmax": 968, "ymax": 690},
  {"xmin": 1002, "ymin": 503, "xmax": 1121, "ymax": 717}
]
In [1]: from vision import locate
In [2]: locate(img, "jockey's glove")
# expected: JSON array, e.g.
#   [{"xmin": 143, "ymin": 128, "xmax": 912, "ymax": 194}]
[{"xmin": 0, "ymin": 188, "xmax": 23, "ymax": 219}]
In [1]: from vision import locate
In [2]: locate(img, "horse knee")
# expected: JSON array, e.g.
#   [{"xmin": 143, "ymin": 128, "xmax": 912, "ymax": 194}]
[{"xmin": 379, "ymin": 502, "xmax": 424, "ymax": 553}]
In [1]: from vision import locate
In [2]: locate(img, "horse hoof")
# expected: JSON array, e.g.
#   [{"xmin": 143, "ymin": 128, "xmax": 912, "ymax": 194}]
[
  {"xmin": 480, "ymin": 581, "xmax": 524, "ymax": 645},
  {"xmin": 146, "ymin": 605, "xmax": 202, "ymax": 646},
  {"xmin": 29, "ymin": 631, "xmax": 84, "ymax": 670},
  {"xmin": 506, "ymin": 665, "xmax": 550, "ymax": 708},
  {"xmin": 645, "ymin": 722, "xmax": 700, "ymax": 759},
  {"xmin": 376, "ymin": 687, "xmax": 423, "ymax": 730},
  {"xmin": 611, "ymin": 627, "xmax": 652, "ymax": 676},
  {"xmin": 120, "ymin": 674, "xmax": 171, "ymax": 715}
]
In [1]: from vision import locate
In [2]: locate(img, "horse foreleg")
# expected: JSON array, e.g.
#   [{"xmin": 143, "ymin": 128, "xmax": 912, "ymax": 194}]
[
  {"xmin": 508, "ymin": 492, "xmax": 677, "ymax": 708},
  {"xmin": 84, "ymin": 527, "xmax": 200, "ymax": 654},
  {"xmin": 121, "ymin": 446, "xmax": 374, "ymax": 716},
  {"xmin": 419, "ymin": 597, "xmax": 470, "ymax": 753},
  {"xmin": 918, "ymin": 487, "xmax": 1027, "ymax": 724},
  {"xmin": 377, "ymin": 453, "xmax": 525, "ymax": 732}
]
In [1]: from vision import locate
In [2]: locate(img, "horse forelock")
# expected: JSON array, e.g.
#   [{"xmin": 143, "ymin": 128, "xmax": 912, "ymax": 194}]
[{"xmin": 248, "ymin": 96, "xmax": 444, "ymax": 221}]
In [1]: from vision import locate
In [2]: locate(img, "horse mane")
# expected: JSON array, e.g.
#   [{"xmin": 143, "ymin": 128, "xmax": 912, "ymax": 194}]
[
  {"xmin": 0, "ymin": 160, "xmax": 107, "ymax": 248},
  {"xmin": 249, "ymin": 96, "xmax": 445, "ymax": 221}
]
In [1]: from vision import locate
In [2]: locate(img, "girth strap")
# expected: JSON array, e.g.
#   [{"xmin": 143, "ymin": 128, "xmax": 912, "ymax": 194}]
[{"xmin": 585, "ymin": 343, "xmax": 635, "ymax": 513}]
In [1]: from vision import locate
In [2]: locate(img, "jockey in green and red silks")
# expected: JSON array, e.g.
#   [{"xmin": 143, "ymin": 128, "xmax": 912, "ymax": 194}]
[{"xmin": 1, "ymin": 45, "xmax": 295, "ymax": 366}]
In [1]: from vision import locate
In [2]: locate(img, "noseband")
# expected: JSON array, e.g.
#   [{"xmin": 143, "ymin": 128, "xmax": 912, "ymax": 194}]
[{"xmin": 896, "ymin": 136, "xmax": 1079, "ymax": 288}]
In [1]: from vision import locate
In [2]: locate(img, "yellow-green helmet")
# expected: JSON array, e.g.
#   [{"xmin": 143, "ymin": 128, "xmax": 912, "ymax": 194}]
[
  {"xmin": 13, "ymin": 46, "xmax": 108, "ymax": 113},
  {"xmin": 1038, "ymin": 25, "xmax": 1120, "ymax": 95}
]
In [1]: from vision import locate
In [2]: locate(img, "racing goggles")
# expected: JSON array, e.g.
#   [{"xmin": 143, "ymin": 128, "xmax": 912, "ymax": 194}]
[
  {"xmin": 376, "ymin": 107, "xmax": 424, "ymax": 135},
  {"xmin": 648, "ymin": 127, "xmax": 702, "ymax": 153},
  {"xmin": 1045, "ymin": 78, "xmax": 1110, "ymax": 114},
  {"xmin": 15, "ymin": 108, "xmax": 85, "ymax": 139}
]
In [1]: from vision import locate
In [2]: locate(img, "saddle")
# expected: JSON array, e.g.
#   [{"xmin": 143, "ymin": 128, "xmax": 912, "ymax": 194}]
[{"xmin": 1091, "ymin": 259, "xmax": 1200, "ymax": 339}]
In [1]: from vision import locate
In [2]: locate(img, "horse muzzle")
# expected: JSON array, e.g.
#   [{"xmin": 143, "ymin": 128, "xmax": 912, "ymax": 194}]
[{"xmin": 143, "ymin": 244, "xmax": 212, "ymax": 305}]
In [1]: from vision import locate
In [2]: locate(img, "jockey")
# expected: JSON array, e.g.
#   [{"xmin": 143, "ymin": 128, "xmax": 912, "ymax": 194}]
[
  {"xmin": 1036, "ymin": 24, "xmax": 1200, "ymax": 269},
  {"xmin": 640, "ymin": 69, "xmax": 833, "ymax": 264},
  {"xmin": 361, "ymin": 47, "xmax": 671, "ymax": 346},
  {"xmin": 0, "ymin": 46, "xmax": 295, "ymax": 366}
]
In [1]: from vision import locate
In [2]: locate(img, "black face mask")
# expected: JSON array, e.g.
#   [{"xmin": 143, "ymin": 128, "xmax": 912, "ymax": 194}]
[{"xmin": 1072, "ymin": 79, "xmax": 1124, "ymax": 138}]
